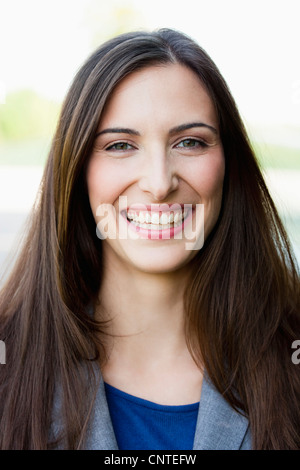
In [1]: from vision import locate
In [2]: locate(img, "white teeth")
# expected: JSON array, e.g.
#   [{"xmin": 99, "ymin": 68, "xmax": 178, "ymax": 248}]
[
  {"xmin": 160, "ymin": 213, "xmax": 169, "ymax": 225},
  {"xmin": 126, "ymin": 209, "xmax": 188, "ymax": 228},
  {"xmin": 151, "ymin": 212, "xmax": 160, "ymax": 225}
]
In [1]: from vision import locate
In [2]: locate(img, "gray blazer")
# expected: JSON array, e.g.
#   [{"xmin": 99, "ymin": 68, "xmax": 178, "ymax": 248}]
[{"xmin": 82, "ymin": 374, "xmax": 252, "ymax": 450}]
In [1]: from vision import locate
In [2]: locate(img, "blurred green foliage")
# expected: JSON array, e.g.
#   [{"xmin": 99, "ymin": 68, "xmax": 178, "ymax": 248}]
[
  {"xmin": 253, "ymin": 142, "xmax": 300, "ymax": 170},
  {"xmin": 0, "ymin": 139, "xmax": 50, "ymax": 166},
  {"xmin": 0, "ymin": 89, "xmax": 60, "ymax": 141}
]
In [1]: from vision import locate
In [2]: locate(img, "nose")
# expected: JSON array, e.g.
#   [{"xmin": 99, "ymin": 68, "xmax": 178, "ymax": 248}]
[{"xmin": 138, "ymin": 147, "xmax": 179, "ymax": 201}]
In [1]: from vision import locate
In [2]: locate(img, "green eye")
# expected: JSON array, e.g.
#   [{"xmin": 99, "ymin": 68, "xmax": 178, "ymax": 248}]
[
  {"xmin": 181, "ymin": 139, "xmax": 196, "ymax": 147},
  {"xmin": 177, "ymin": 139, "xmax": 206, "ymax": 148},
  {"xmin": 107, "ymin": 142, "xmax": 133, "ymax": 151}
]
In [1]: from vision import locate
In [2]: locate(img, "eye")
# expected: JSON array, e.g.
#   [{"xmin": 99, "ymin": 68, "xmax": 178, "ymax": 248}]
[
  {"xmin": 176, "ymin": 138, "xmax": 208, "ymax": 149},
  {"xmin": 106, "ymin": 142, "xmax": 134, "ymax": 151}
]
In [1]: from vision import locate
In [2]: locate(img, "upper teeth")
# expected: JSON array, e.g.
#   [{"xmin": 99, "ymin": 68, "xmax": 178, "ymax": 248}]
[{"xmin": 126, "ymin": 210, "xmax": 187, "ymax": 225}]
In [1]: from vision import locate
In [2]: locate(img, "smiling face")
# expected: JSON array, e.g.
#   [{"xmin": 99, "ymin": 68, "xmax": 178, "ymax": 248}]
[{"xmin": 86, "ymin": 63, "xmax": 225, "ymax": 274}]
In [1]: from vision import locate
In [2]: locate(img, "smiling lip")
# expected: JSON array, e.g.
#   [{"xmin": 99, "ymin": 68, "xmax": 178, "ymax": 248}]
[{"xmin": 121, "ymin": 204, "xmax": 194, "ymax": 239}]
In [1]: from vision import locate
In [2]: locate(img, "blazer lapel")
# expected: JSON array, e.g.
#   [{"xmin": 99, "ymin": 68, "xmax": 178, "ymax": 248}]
[
  {"xmin": 193, "ymin": 375, "xmax": 251, "ymax": 450},
  {"xmin": 85, "ymin": 377, "xmax": 118, "ymax": 450}
]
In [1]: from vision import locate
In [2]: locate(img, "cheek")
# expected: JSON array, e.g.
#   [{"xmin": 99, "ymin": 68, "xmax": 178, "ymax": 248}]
[
  {"xmin": 86, "ymin": 158, "xmax": 129, "ymax": 212},
  {"xmin": 188, "ymin": 153, "xmax": 225, "ymax": 201}
]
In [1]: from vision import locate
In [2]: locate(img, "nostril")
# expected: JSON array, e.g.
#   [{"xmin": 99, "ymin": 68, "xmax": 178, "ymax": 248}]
[{"xmin": 139, "ymin": 173, "xmax": 179, "ymax": 201}]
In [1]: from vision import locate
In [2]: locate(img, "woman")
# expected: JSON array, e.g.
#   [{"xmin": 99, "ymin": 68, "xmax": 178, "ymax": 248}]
[{"xmin": 0, "ymin": 29, "xmax": 299, "ymax": 450}]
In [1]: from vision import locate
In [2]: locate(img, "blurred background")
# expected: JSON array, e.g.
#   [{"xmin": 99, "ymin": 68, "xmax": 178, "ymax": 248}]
[{"xmin": 0, "ymin": 0, "xmax": 299, "ymax": 282}]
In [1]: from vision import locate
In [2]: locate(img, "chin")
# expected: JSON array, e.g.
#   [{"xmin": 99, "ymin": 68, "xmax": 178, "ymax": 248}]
[{"xmin": 123, "ymin": 244, "xmax": 199, "ymax": 275}]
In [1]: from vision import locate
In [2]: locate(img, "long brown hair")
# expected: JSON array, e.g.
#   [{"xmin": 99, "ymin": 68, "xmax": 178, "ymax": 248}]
[{"xmin": 0, "ymin": 29, "xmax": 299, "ymax": 449}]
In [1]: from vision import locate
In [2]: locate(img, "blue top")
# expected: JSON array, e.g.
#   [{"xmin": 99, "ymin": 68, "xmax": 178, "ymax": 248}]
[{"xmin": 104, "ymin": 382, "xmax": 200, "ymax": 450}]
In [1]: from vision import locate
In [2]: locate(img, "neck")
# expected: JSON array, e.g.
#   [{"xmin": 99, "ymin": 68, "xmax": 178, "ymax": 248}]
[
  {"xmin": 95, "ymin": 250, "xmax": 203, "ymax": 405},
  {"xmin": 96, "ymin": 253, "xmax": 191, "ymax": 362}
]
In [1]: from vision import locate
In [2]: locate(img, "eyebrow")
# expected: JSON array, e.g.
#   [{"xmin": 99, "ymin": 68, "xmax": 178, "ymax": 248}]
[
  {"xmin": 169, "ymin": 122, "xmax": 218, "ymax": 135},
  {"xmin": 96, "ymin": 128, "xmax": 141, "ymax": 137},
  {"xmin": 95, "ymin": 122, "xmax": 217, "ymax": 138}
]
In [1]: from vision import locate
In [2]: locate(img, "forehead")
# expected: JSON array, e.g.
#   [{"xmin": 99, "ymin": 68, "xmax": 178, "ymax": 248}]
[{"xmin": 99, "ymin": 63, "xmax": 218, "ymax": 130}]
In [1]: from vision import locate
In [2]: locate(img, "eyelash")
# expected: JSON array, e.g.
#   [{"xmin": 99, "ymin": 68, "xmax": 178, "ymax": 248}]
[{"xmin": 105, "ymin": 138, "xmax": 208, "ymax": 152}]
